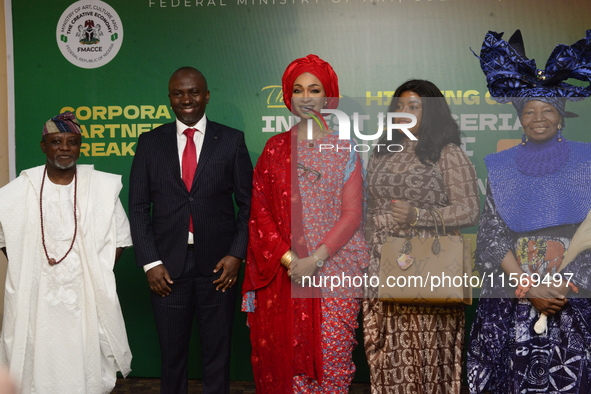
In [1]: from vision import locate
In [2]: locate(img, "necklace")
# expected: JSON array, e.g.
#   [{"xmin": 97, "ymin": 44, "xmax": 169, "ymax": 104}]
[
  {"xmin": 298, "ymin": 123, "xmax": 325, "ymax": 147},
  {"xmin": 40, "ymin": 166, "xmax": 78, "ymax": 266}
]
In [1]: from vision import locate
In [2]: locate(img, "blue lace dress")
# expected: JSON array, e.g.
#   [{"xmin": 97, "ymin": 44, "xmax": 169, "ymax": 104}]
[{"xmin": 467, "ymin": 139, "xmax": 591, "ymax": 394}]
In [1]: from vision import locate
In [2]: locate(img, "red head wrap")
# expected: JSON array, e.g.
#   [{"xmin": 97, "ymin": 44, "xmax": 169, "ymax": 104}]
[{"xmin": 281, "ymin": 54, "xmax": 339, "ymax": 112}]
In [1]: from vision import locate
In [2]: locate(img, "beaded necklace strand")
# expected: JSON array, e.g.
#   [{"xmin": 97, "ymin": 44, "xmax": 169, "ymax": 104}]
[{"xmin": 39, "ymin": 165, "xmax": 78, "ymax": 265}]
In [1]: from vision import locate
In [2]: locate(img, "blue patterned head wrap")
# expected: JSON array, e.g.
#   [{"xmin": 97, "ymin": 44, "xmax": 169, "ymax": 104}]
[
  {"xmin": 43, "ymin": 111, "xmax": 82, "ymax": 136},
  {"xmin": 475, "ymin": 30, "xmax": 591, "ymax": 119}
]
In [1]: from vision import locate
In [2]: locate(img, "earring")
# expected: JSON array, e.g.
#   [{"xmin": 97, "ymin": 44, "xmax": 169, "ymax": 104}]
[
  {"xmin": 557, "ymin": 124, "xmax": 563, "ymax": 142},
  {"xmin": 521, "ymin": 133, "xmax": 527, "ymax": 146}
]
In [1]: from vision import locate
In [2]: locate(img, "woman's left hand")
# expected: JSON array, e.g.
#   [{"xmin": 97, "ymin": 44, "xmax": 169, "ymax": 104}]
[
  {"xmin": 289, "ymin": 256, "xmax": 317, "ymax": 285},
  {"xmin": 527, "ymin": 285, "xmax": 568, "ymax": 315},
  {"xmin": 391, "ymin": 200, "xmax": 416, "ymax": 226}
]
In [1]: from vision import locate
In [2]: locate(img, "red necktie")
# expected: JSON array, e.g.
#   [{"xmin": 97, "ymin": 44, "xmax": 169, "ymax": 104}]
[{"xmin": 182, "ymin": 128, "xmax": 197, "ymax": 232}]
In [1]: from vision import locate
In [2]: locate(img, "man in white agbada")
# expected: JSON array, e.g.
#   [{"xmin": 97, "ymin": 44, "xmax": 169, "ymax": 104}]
[{"xmin": 0, "ymin": 112, "xmax": 132, "ymax": 393}]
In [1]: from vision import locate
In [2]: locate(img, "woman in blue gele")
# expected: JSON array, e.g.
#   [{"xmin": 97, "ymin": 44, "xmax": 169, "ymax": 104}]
[{"xmin": 468, "ymin": 30, "xmax": 591, "ymax": 394}]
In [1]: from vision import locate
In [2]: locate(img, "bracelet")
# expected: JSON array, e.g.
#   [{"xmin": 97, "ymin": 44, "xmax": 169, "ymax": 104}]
[
  {"xmin": 280, "ymin": 250, "xmax": 297, "ymax": 269},
  {"xmin": 515, "ymin": 275, "xmax": 535, "ymax": 299},
  {"xmin": 409, "ymin": 207, "xmax": 420, "ymax": 227}
]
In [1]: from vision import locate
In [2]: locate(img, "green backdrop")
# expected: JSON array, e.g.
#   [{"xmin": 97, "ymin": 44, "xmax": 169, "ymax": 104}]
[{"xmin": 8, "ymin": 0, "xmax": 591, "ymax": 381}]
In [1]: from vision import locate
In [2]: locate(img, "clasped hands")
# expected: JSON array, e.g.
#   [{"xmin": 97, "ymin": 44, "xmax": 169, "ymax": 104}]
[
  {"xmin": 146, "ymin": 255, "xmax": 241, "ymax": 297},
  {"xmin": 289, "ymin": 255, "xmax": 318, "ymax": 285},
  {"xmin": 288, "ymin": 245, "xmax": 329, "ymax": 285},
  {"xmin": 526, "ymin": 281, "xmax": 571, "ymax": 315}
]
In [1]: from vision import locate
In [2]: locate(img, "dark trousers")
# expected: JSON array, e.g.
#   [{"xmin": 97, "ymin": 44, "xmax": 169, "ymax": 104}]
[{"xmin": 151, "ymin": 247, "xmax": 238, "ymax": 394}]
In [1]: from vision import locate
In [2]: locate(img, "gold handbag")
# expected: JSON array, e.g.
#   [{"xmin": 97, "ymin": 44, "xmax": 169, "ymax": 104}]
[{"xmin": 377, "ymin": 209, "xmax": 472, "ymax": 305}]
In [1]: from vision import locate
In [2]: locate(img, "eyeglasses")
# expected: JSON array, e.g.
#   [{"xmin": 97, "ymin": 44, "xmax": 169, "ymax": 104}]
[{"xmin": 297, "ymin": 163, "xmax": 321, "ymax": 183}]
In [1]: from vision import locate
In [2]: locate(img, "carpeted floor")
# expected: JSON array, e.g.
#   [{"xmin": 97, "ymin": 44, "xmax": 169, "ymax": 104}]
[
  {"xmin": 111, "ymin": 378, "xmax": 372, "ymax": 393},
  {"xmin": 112, "ymin": 378, "xmax": 471, "ymax": 393}
]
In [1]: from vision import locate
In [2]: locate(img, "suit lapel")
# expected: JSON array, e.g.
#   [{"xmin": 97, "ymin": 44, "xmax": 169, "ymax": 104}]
[{"xmin": 192, "ymin": 120, "xmax": 219, "ymax": 190}]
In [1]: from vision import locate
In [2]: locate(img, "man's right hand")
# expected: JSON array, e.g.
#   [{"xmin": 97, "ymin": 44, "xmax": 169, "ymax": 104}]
[{"xmin": 146, "ymin": 265, "xmax": 173, "ymax": 296}]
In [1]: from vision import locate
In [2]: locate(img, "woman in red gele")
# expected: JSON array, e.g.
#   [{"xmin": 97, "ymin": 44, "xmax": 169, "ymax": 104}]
[{"xmin": 242, "ymin": 54, "xmax": 369, "ymax": 393}]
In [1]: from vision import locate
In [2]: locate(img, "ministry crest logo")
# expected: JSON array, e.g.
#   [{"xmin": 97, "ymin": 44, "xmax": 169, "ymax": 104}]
[
  {"xmin": 77, "ymin": 20, "xmax": 103, "ymax": 45},
  {"xmin": 57, "ymin": 1, "xmax": 123, "ymax": 69}
]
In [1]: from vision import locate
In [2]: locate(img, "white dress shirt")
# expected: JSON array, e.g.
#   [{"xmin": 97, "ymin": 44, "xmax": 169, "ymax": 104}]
[{"xmin": 144, "ymin": 115, "xmax": 207, "ymax": 273}]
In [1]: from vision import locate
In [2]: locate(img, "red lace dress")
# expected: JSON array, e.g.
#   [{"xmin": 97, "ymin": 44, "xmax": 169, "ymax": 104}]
[{"xmin": 243, "ymin": 129, "xmax": 368, "ymax": 393}]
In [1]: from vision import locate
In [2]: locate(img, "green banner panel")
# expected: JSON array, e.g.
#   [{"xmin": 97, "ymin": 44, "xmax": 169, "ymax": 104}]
[{"xmin": 10, "ymin": 0, "xmax": 591, "ymax": 381}]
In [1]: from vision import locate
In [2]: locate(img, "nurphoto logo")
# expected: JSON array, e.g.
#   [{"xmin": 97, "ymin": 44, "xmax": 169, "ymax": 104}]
[{"xmin": 305, "ymin": 109, "xmax": 418, "ymax": 153}]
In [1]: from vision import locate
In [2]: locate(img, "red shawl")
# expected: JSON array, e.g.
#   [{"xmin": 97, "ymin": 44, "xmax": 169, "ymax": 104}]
[{"xmin": 242, "ymin": 130, "xmax": 323, "ymax": 393}]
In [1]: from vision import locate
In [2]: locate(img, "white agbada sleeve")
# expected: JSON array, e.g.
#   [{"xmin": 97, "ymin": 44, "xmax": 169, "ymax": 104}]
[
  {"xmin": 115, "ymin": 199, "xmax": 132, "ymax": 249},
  {"xmin": 0, "ymin": 165, "xmax": 132, "ymax": 393},
  {"xmin": 0, "ymin": 221, "xmax": 5, "ymax": 248}
]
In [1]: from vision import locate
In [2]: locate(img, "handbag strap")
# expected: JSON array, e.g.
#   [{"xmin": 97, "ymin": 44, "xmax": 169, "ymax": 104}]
[
  {"xmin": 431, "ymin": 208, "xmax": 447, "ymax": 236},
  {"xmin": 427, "ymin": 209, "xmax": 440, "ymax": 236}
]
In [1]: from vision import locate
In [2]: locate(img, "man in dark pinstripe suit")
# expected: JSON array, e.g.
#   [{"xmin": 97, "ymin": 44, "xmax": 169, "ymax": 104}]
[{"xmin": 129, "ymin": 67, "xmax": 253, "ymax": 394}]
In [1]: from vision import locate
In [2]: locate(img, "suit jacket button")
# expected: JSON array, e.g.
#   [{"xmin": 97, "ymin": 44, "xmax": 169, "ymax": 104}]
[{"xmin": 189, "ymin": 197, "xmax": 194, "ymax": 201}]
